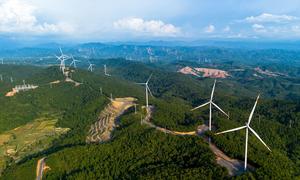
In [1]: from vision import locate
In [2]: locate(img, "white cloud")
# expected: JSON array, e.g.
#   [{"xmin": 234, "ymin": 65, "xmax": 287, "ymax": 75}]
[
  {"xmin": 113, "ymin": 17, "xmax": 180, "ymax": 36},
  {"xmin": 226, "ymin": 33, "xmax": 250, "ymax": 39},
  {"xmin": 252, "ymin": 24, "xmax": 267, "ymax": 33},
  {"xmin": 204, "ymin": 24, "xmax": 215, "ymax": 33},
  {"xmin": 0, "ymin": 0, "xmax": 73, "ymax": 34},
  {"xmin": 244, "ymin": 13, "xmax": 298, "ymax": 23}
]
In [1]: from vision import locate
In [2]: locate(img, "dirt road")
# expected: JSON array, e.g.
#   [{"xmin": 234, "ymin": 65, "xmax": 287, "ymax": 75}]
[
  {"xmin": 143, "ymin": 106, "xmax": 254, "ymax": 176},
  {"xmin": 36, "ymin": 157, "xmax": 46, "ymax": 180}
]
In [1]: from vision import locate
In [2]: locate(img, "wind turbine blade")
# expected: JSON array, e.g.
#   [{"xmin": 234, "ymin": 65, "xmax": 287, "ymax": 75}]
[
  {"xmin": 65, "ymin": 55, "xmax": 71, "ymax": 60},
  {"xmin": 210, "ymin": 79, "xmax": 216, "ymax": 100},
  {"xmin": 135, "ymin": 83, "xmax": 146, "ymax": 85},
  {"xmin": 248, "ymin": 126, "xmax": 271, "ymax": 151},
  {"xmin": 59, "ymin": 47, "xmax": 63, "ymax": 54},
  {"xmin": 212, "ymin": 102, "xmax": 229, "ymax": 117},
  {"xmin": 146, "ymin": 73, "xmax": 153, "ymax": 84},
  {"xmin": 248, "ymin": 95, "xmax": 260, "ymax": 125},
  {"xmin": 147, "ymin": 85, "xmax": 154, "ymax": 97},
  {"xmin": 215, "ymin": 126, "xmax": 247, "ymax": 135},
  {"xmin": 191, "ymin": 102, "xmax": 210, "ymax": 111},
  {"xmin": 56, "ymin": 55, "xmax": 62, "ymax": 60}
]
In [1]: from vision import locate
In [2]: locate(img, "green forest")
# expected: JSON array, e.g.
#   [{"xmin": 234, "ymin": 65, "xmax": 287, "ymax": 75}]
[{"xmin": 0, "ymin": 60, "xmax": 299, "ymax": 179}]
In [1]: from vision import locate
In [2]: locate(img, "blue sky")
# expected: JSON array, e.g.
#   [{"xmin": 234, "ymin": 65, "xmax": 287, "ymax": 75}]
[{"xmin": 1, "ymin": 0, "xmax": 300, "ymax": 42}]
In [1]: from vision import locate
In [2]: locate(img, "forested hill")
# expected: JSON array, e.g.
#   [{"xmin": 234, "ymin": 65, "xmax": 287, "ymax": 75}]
[
  {"xmin": 84, "ymin": 58, "xmax": 300, "ymax": 101},
  {"xmin": 0, "ymin": 63, "xmax": 299, "ymax": 179}
]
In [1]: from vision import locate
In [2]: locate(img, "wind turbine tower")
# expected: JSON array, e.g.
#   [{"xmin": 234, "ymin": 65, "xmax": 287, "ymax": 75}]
[
  {"xmin": 136, "ymin": 74, "xmax": 154, "ymax": 108},
  {"xmin": 104, "ymin": 64, "xmax": 111, "ymax": 76},
  {"xmin": 56, "ymin": 48, "xmax": 70, "ymax": 72},
  {"xmin": 70, "ymin": 55, "xmax": 80, "ymax": 68},
  {"xmin": 191, "ymin": 80, "xmax": 229, "ymax": 131},
  {"xmin": 216, "ymin": 95, "xmax": 271, "ymax": 171},
  {"xmin": 88, "ymin": 62, "xmax": 94, "ymax": 72}
]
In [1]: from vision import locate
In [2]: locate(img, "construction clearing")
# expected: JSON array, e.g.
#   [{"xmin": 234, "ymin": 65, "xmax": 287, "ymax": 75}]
[
  {"xmin": 86, "ymin": 97, "xmax": 137, "ymax": 143},
  {"xmin": 178, "ymin": 66, "xmax": 230, "ymax": 78},
  {"xmin": 5, "ymin": 84, "xmax": 38, "ymax": 97},
  {"xmin": 63, "ymin": 68, "xmax": 82, "ymax": 86}
]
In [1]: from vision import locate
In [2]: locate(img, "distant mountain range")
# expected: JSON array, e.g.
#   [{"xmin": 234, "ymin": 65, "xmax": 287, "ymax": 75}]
[{"xmin": 1, "ymin": 40, "xmax": 300, "ymax": 67}]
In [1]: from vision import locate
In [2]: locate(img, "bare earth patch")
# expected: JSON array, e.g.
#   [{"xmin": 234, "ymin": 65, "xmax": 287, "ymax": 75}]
[
  {"xmin": 64, "ymin": 68, "xmax": 82, "ymax": 87},
  {"xmin": 178, "ymin": 66, "xmax": 230, "ymax": 78},
  {"xmin": 5, "ymin": 89, "xmax": 18, "ymax": 97},
  {"xmin": 194, "ymin": 67, "xmax": 230, "ymax": 78},
  {"xmin": 65, "ymin": 77, "xmax": 82, "ymax": 86},
  {"xmin": 178, "ymin": 66, "xmax": 201, "ymax": 77},
  {"xmin": 86, "ymin": 97, "xmax": 137, "ymax": 143},
  {"xmin": 49, "ymin": 80, "xmax": 60, "ymax": 84},
  {"xmin": 254, "ymin": 67, "xmax": 286, "ymax": 77},
  {"xmin": 5, "ymin": 85, "xmax": 38, "ymax": 97}
]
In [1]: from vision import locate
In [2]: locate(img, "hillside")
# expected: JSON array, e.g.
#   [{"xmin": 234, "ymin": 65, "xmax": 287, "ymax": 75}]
[{"xmin": 0, "ymin": 62, "xmax": 299, "ymax": 179}]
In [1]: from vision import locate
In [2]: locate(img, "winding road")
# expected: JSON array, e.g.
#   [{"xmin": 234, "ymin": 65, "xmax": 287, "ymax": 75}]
[
  {"xmin": 142, "ymin": 106, "xmax": 254, "ymax": 176},
  {"xmin": 36, "ymin": 157, "xmax": 46, "ymax": 180}
]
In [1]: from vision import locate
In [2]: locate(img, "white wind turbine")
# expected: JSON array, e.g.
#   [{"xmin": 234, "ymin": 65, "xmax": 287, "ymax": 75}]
[
  {"xmin": 88, "ymin": 62, "xmax": 94, "ymax": 72},
  {"xmin": 104, "ymin": 64, "xmax": 111, "ymax": 76},
  {"xmin": 215, "ymin": 95, "xmax": 271, "ymax": 171},
  {"xmin": 136, "ymin": 74, "xmax": 154, "ymax": 108},
  {"xmin": 70, "ymin": 55, "xmax": 80, "ymax": 68},
  {"xmin": 56, "ymin": 56, "xmax": 65, "ymax": 72},
  {"xmin": 56, "ymin": 47, "xmax": 70, "ymax": 71},
  {"xmin": 191, "ymin": 79, "xmax": 229, "ymax": 131},
  {"xmin": 59, "ymin": 47, "xmax": 70, "ymax": 60}
]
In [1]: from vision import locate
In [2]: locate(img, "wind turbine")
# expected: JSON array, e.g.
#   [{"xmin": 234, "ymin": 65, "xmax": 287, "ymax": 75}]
[
  {"xmin": 215, "ymin": 95, "xmax": 271, "ymax": 171},
  {"xmin": 104, "ymin": 64, "xmax": 111, "ymax": 76},
  {"xmin": 191, "ymin": 80, "xmax": 229, "ymax": 131},
  {"xmin": 70, "ymin": 55, "xmax": 80, "ymax": 68},
  {"xmin": 88, "ymin": 62, "xmax": 94, "ymax": 72},
  {"xmin": 55, "ymin": 47, "xmax": 70, "ymax": 71},
  {"xmin": 59, "ymin": 47, "xmax": 70, "ymax": 59},
  {"xmin": 136, "ymin": 74, "xmax": 154, "ymax": 108}
]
